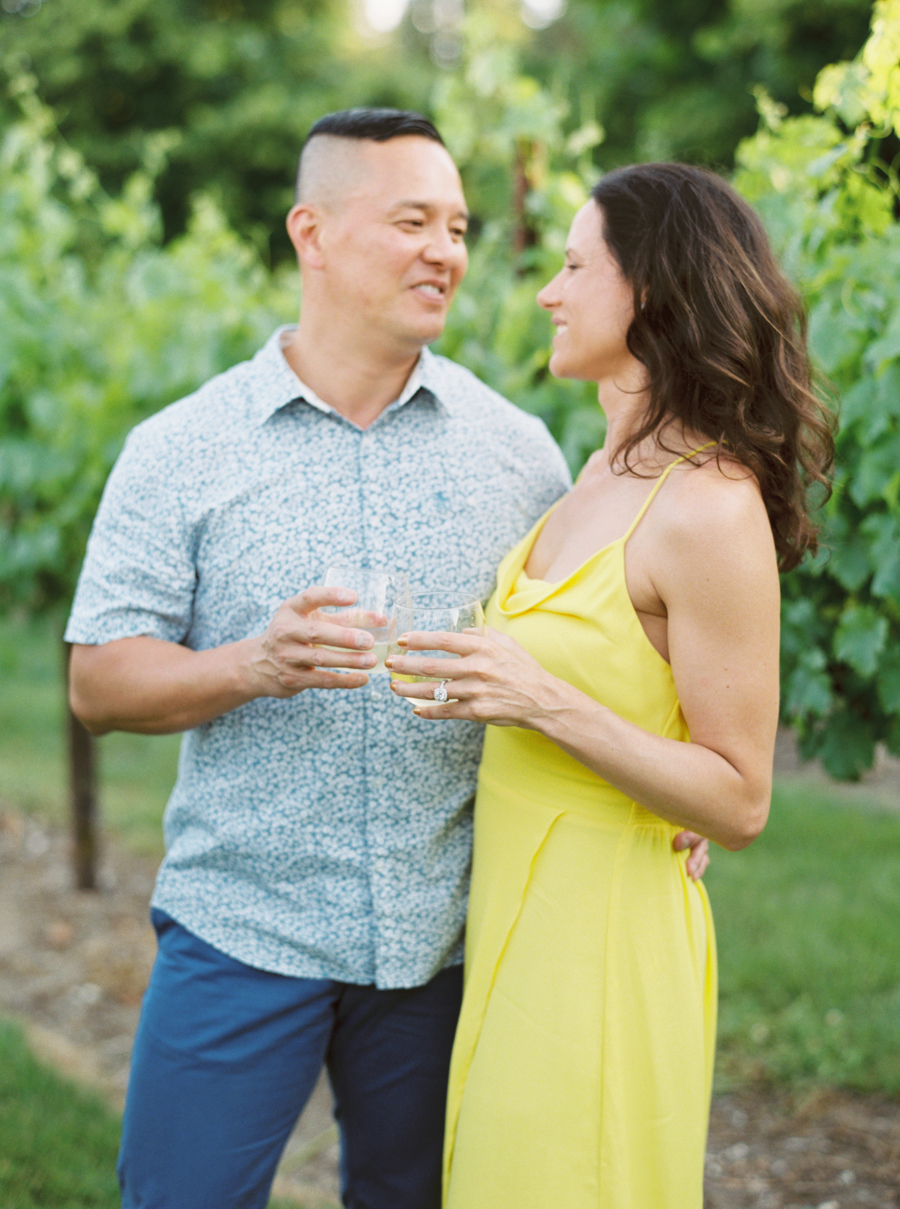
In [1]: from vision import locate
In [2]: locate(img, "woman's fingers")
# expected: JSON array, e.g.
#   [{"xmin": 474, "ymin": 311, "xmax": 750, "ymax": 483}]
[
  {"xmin": 387, "ymin": 655, "xmax": 464, "ymax": 683},
  {"xmin": 397, "ymin": 629, "xmax": 485, "ymax": 656}
]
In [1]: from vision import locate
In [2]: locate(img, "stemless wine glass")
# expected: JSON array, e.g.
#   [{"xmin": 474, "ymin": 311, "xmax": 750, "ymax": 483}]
[
  {"xmin": 388, "ymin": 591, "xmax": 486, "ymax": 690},
  {"xmin": 321, "ymin": 565, "xmax": 411, "ymax": 674}
]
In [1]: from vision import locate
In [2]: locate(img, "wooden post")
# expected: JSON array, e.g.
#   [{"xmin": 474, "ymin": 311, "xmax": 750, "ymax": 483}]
[
  {"xmin": 512, "ymin": 139, "xmax": 539, "ymax": 268},
  {"xmin": 63, "ymin": 642, "xmax": 99, "ymax": 890}
]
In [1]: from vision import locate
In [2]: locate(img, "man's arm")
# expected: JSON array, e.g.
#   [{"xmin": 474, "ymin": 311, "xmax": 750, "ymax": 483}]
[{"xmin": 69, "ymin": 586, "xmax": 378, "ymax": 736}]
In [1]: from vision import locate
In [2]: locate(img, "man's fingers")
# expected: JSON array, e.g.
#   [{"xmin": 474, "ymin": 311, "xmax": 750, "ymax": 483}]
[
  {"xmin": 308, "ymin": 670, "xmax": 370, "ymax": 690},
  {"xmin": 288, "ymin": 585, "xmax": 358, "ymax": 615},
  {"xmin": 307, "ymin": 645, "xmax": 378, "ymax": 669},
  {"xmin": 305, "ymin": 621, "xmax": 376, "ymax": 652}
]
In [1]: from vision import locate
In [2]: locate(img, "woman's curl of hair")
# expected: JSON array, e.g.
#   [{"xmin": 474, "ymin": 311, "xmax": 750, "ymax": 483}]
[{"xmin": 592, "ymin": 163, "xmax": 836, "ymax": 572}]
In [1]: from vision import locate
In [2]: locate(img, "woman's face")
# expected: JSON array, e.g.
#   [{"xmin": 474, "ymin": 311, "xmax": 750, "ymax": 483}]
[{"xmin": 537, "ymin": 202, "xmax": 636, "ymax": 383}]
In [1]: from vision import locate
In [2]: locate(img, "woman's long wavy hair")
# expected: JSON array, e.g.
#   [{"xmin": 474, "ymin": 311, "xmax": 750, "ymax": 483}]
[{"xmin": 591, "ymin": 163, "xmax": 835, "ymax": 571}]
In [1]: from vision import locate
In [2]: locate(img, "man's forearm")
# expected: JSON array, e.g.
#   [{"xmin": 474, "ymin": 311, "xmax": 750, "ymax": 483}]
[{"xmin": 69, "ymin": 636, "xmax": 259, "ymax": 736}]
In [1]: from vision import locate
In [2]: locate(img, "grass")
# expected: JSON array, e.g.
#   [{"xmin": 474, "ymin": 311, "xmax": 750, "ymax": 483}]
[
  {"xmin": 707, "ymin": 777, "xmax": 900, "ymax": 1094},
  {"xmin": 0, "ymin": 1018, "xmax": 332, "ymax": 1208},
  {"xmin": 0, "ymin": 612, "xmax": 179, "ymax": 856},
  {"xmin": 0, "ymin": 1018, "xmax": 122, "ymax": 1209},
  {"xmin": 1, "ymin": 611, "xmax": 899, "ymax": 1100}
]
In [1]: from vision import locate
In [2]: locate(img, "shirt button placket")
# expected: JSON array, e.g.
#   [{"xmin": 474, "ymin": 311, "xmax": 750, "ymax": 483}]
[{"xmin": 358, "ymin": 422, "xmax": 388, "ymax": 980}]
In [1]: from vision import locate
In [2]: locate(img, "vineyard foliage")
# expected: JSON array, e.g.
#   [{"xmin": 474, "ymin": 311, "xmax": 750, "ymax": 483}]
[
  {"xmin": 1, "ymin": 2, "xmax": 899, "ymax": 776},
  {"xmin": 0, "ymin": 77, "xmax": 295, "ymax": 613},
  {"xmin": 735, "ymin": 0, "xmax": 900, "ymax": 776}
]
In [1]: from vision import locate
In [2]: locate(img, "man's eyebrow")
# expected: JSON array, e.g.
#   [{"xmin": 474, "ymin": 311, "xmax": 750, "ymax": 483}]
[{"xmin": 389, "ymin": 199, "xmax": 470, "ymax": 221}]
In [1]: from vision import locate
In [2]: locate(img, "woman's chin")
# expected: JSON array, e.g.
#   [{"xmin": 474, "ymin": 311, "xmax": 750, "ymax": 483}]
[{"xmin": 547, "ymin": 352, "xmax": 589, "ymax": 382}]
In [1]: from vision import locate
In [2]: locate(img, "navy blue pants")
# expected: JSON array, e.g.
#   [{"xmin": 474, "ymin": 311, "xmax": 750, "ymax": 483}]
[{"xmin": 118, "ymin": 910, "xmax": 464, "ymax": 1209}]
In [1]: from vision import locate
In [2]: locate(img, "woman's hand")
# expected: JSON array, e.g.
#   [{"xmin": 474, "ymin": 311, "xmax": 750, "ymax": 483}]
[
  {"xmin": 387, "ymin": 626, "xmax": 562, "ymax": 727},
  {"xmin": 389, "ymin": 628, "xmax": 712, "ymax": 880},
  {"xmin": 675, "ymin": 832, "xmax": 710, "ymax": 881}
]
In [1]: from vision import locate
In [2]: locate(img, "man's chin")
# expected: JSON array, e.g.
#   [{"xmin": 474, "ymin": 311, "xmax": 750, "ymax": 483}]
[{"xmin": 400, "ymin": 318, "xmax": 449, "ymax": 350}]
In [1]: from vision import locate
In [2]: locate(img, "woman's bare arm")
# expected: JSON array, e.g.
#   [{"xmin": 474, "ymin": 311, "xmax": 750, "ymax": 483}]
[{"xmin": 389, "ymin": 470, "xmax": 780, "ymax": 851}]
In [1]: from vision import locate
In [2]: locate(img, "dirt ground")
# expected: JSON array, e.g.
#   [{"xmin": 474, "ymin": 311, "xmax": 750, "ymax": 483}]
[{"xmin": 1, "ymin": 744, "xmax": 898, "ymax": 1208}]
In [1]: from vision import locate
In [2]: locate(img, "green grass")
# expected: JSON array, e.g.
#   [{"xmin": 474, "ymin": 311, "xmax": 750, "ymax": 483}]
[
  {"xmin": 0, "ymin": 1018, "xmax": 332, "ymax": 1208},
  {"xmin": 707, "ymin": 778, "xmax": 900, "ymax": 1093},
  {"xmin": 0, "ymin": 613, "xmax": 178, "ymax": 855},
  {"xmin": 2, "ymin": 611, "xmax": 899, "ymax": 1096},
  {"xmin": 0, "ymin": 1019, "xmax": 122, "ymax": 1208}
]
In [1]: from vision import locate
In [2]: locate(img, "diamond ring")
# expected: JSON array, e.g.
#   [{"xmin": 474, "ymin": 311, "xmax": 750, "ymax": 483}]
[{"xmin": 433, "ymin": 680, "xmax": 450, "ymax": 703}]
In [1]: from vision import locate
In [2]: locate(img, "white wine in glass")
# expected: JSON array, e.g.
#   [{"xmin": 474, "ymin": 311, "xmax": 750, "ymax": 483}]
[{"xmin": 389, "ymin": 592, "xmax": 485, "ymax": 688}]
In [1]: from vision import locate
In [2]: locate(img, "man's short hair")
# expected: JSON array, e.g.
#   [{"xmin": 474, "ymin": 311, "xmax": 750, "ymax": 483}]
[{"xmin": 294, "ymin": 108, "xmax": 445, "ymax": 205}]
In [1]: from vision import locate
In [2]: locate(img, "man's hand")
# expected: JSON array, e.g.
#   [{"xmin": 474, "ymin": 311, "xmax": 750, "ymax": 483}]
[
  {"xmin": 673, "ymin": 831, "xmax": 710, "ymax": 881},
  {"xmin": 246, "ymin": 586, "xmax": 378, "ymax": 698},
  {"xmin": 69, "ymin": 586, "xmax": 379, "ymax": 737}
]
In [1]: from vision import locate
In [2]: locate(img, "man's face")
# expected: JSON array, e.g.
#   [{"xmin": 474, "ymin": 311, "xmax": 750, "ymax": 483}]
[{"xmin": 314, "ymin": 137, "xmax": 469, "ymax": 356}]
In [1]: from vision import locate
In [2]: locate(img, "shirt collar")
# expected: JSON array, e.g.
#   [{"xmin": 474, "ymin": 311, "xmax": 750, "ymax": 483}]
[{"xmin": 246, "ymin": 326, "xmax": 446, "ymax": 427}]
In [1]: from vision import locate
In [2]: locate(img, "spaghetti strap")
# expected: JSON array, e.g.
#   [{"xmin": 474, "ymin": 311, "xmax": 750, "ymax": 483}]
[{"xmin": 621, "ymin": 440, "xmax": 716, "ymax": 542}]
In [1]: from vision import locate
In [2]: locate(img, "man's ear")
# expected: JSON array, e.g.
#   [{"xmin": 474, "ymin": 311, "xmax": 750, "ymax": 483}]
[{"xmin": 286, "ymin": 202, "xmax": 326, "ymax": 271}]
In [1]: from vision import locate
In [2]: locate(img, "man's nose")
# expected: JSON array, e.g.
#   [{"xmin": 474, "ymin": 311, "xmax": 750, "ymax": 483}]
[{"xmin": 424, "ymin": 226, "xmax": 464, "ymax": 264}]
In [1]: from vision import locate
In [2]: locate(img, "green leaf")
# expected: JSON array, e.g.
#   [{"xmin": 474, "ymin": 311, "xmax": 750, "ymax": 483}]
[
  {"xmin": 864, "ymin": 311, "xmax": 900, "ymax": 374},
  {"xmin": 833, "ymin": 604, "xmax": 889, "ymax": 677},
  {"xmin": 861, "ymin": 511, "xmax": 900, "ymax": 603},
  {"xmin": 816, "ymin": 710, "xmax": 877, "ymax": 781},
  {"xmin": 849, "ymin": 435, "xmax": 900, "ymax": 507},
  {"xmin": 784, "ymin": 648, "xmax": 833, "ymax": 718},
  {"xmin": 827, "ymin": 531, "xmax": 872, "ymax": 593},
  {"xmin": 877, "ymin": 649, "xmax": 900, "ymax": 714}
]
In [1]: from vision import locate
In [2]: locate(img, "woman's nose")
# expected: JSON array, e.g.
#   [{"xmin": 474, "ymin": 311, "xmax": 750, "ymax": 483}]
[{"xmin": 537, "ymin": 276, "xmax": 559, "ymax": 309}]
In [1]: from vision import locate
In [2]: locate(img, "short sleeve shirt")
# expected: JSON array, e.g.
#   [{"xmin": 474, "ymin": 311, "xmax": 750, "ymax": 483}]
[{"xmin": 65, "ymin": 327, "xmax": 571, "ymax": 988}]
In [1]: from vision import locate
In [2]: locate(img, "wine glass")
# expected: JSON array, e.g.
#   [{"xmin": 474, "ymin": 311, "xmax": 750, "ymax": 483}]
[
  {"xmin": 388, "ymin": 591, "xmax": 485, "ymax": 689},
  {"xmin": 321, "ymin": 566, "xmax": 411, "ymax": 674}
]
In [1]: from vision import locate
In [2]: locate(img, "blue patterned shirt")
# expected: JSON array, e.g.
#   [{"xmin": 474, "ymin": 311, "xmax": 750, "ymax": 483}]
[{"xmin": 65, "ymin": 327, "xmax": 571, "ymax": 988}]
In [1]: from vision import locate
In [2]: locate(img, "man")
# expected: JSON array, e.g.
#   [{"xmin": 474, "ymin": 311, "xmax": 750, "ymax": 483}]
[{"xmin": 67, "ymin": 109, "xmax": 707, "ymax": 1209}]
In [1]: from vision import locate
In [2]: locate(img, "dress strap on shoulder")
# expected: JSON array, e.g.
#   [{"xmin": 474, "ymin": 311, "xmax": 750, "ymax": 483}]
[{"xmin": 621, "ymin": 440, "xmax": 717, "ymax": 543}]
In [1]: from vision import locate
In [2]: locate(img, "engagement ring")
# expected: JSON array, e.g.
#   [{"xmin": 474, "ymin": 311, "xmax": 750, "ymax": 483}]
[{"xmin": 433, "ymin": 680, "xmax": 450, "ymax": 703}]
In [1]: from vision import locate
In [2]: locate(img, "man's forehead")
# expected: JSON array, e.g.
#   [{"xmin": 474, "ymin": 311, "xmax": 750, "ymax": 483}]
[{"xmin": 342, "ymin": 142, "xmax": 466, "ymax": 209}]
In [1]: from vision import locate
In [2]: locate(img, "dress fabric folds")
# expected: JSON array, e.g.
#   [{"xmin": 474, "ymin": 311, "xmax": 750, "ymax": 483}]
[{"xmin": 443, "ymin": 463, "xmax": 717, "ymax": 1209}]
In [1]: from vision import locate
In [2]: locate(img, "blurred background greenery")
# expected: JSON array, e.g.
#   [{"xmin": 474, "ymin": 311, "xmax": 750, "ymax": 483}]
[
  {"xmin": 1, "ymin": 2, "xmax": 900, "ymax": 1200},
  {"xmin": 2, "ymin": 0, "xmax": 900, "ymax": 780}
]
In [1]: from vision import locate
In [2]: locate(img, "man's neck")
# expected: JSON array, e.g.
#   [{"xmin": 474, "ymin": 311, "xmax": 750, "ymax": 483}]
[{"xmin": 282, "ymin": 322, "xmax": 422, "ymax": 430}]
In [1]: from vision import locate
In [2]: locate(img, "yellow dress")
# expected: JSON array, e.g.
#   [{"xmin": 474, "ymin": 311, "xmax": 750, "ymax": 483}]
[{"xmin": 443, "ymin": 458, "xmax": 717, "ymax": 1209}]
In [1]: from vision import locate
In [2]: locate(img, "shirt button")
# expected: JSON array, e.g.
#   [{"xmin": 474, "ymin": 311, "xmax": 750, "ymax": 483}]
[{"xmin": 370, "ymin": 775, "xmax": 385, "ymax": 791}]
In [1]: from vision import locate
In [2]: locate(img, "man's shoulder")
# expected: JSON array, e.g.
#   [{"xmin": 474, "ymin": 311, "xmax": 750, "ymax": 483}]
[{"xmin": 130, "ymin": 356, "xmax": 258, "ymax": 451}]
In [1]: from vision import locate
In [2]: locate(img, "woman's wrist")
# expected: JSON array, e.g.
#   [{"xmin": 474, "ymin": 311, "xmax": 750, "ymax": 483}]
[{"xmin": 525, "ymin": 673, "xmax": 598, "ymax": 739}]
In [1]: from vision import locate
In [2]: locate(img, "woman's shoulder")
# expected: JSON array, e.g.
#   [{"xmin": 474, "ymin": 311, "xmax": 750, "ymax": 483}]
[{"xmin": 656, "ymin": 450, "xmax": 773, "ymax": 556}]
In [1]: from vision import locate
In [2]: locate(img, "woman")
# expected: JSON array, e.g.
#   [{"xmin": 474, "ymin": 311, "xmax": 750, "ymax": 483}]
[{"xmin": 387, "ymin": 163, "xmax": 834, "ymax": 1207}]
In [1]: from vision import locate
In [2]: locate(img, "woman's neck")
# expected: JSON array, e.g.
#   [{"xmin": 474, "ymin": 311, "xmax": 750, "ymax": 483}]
[{"xmin": 597, "ymin": 406, "xmax": 713, "ymax": 476}]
